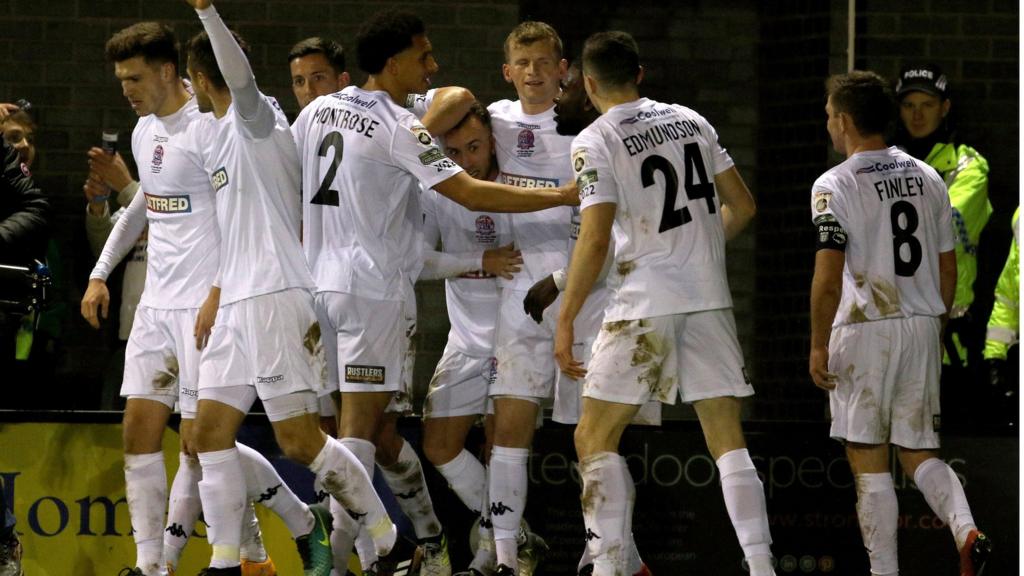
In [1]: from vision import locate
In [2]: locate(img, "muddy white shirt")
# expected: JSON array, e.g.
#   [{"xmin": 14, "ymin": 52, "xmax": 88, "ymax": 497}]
[
  {"xmin": 293, "ymin": 87, "xmax": 464, "ymax": 301},
  {"xmin": 90, "ymin": 98, "xmax": 219, "ymax": 311},
  {"xmin": 573, "ymin": 98, "xmax": 735, "ymax": 322},
  {"xmin": 488, "ymin": 99, "xmax": 574, "ymax": 290},
  {"xmin": 811, "ymin": 146, "xmax": 953, "ymax": 327}
]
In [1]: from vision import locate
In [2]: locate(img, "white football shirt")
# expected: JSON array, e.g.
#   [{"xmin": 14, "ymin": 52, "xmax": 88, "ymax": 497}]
[
  {"xmin": 811, "ymin": 146, "xmax": 953, "ymax": 327},
  {"xmin": 292, "ymin": 86, "xmax": 464, "ymax": 302},
  {"xmin": 488, "ymin": 99, "xmax": 574, "ymax": 289},
  {"xmin": 421, "ymin": 186, "xmax": 509, "ymax": 356},
  {"xmin": 91, "ymin": 98, "xmax": 219, "ymax": 311},
  {"xmin": 195, "ymin": 95, "xmax": 314, "ymax": 305},
  {"xmin": 573, "ymin": 98, "xmax": 735, "ymax": 322}
]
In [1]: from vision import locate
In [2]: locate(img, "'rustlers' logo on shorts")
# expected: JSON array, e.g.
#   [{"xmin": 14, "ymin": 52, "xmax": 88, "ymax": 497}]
[
  {"xmin": 145, "ymin": 193, "xmax": 192, "ymax": 213},
  {"xmin": 256, "ymin": 374, "xmax": 284, "ymax": 384},
  {"xmin": 345, "ymin": 365, "xmax": 385, "ymax": 384},
  {"xmin": 211, "ymin": 167, "xmax": 229, "ymax": 191}
]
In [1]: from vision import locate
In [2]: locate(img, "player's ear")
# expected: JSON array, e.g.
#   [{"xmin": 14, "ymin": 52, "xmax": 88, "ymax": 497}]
[
  {"xmin": 502, "ymin": 63, "xmax": 513, "ymax": 84},
  {"xmin": 635, "ymin": 65, "xmax": 644, "ymax": 87},
  {"xmin": 558, "ymin": 58, "xmax": 568, "ymax": 78},
  {"xmin": 339, "ymin": 71, "xmax": 351, "ymax": 88},
  {"xmin": 161, "ymin": 61, "xmax": 175, "ymax": 82}
]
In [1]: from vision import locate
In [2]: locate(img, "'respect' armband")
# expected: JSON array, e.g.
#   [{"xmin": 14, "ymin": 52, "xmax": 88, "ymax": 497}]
[{"xmin": 814, "ymin": 214, "xmax": 847, "ymax": 251}]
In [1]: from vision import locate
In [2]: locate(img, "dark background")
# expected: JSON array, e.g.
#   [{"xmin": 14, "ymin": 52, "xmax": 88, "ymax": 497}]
[{"xmin": 0, "ymin": 0, "xmax": 1017, "ymax": 421}]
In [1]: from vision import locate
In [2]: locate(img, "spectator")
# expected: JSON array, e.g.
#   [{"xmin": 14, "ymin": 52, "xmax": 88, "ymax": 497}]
[
  {"xmin": 983, "ymin": 207, "xmax": 1018, "ymax": 425},
  {"xmin": 893, "ymin": 64, "xmax": 993, "ymax": 427},
  {"xmin": 84, "ymin": 146, "xmax": 146, "ymax": 410}
]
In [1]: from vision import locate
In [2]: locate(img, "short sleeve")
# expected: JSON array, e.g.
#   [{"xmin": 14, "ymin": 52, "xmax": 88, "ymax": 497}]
[
  {"xmin": 404, "ymin": 90, "xmax": 436, "ymax": 119},
  {"xmin": 391, "ymin": 113, "xmax": 463, "ymax": 189},
  {"xmin": 573, "ymin": 129, "xmax": 618, "ymax": 212},
  {"xmin": 810, "ymin": 171, "xmax": 846, "ymax": 227},
  {"xmin": 934, "ymin": 177, "xmax": 956, "ymax": 252}
]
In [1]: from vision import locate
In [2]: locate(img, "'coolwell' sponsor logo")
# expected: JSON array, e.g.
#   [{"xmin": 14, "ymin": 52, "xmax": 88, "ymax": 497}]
[
  {"xmin": 499, "ymin": 172, "xmax": 558, "ymax": 188},
  {"xmin": 621, "ymin": 106, "xmax": 676, "ymax": 125},
  {"xmin": 345, "ymin": 365, "xmax": 385, "ymax": 384},
  {"xmin": 256, "ymin": 374, "xmax": 284, "ymax": 384},
  {"xmin": 859, "ymin": 158, "xmax": 916, "ymax": 174},
  {"xmin": 145, "ymin": 193, "xmax": 192, "ymax": 213}
]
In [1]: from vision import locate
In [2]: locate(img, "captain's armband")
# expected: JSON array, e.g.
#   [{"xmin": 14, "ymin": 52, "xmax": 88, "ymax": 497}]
[{"xmin": 814, "ymin": 214, "xmax": 847, "ymax": 251}]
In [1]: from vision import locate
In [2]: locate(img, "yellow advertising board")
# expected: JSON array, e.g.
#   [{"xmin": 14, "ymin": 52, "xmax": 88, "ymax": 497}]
[{"xmin": 0, "ymin": 422, "xmax": 359, "ymax": 575}]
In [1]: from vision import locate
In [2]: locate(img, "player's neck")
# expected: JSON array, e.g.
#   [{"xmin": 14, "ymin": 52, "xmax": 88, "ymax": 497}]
[
  {"xmin": 845, "ymin": 134, "xmax": 888, "ymax": 158},
  {"xmin": 519, "ymin": 98, "xmax": 555, "ymax": 116},
  {"xmin": 590, "ymin": 88, "xmax": 639, "ymax": 114},
  {"xmin": 362, "ymin": 75, "xmax": 405, "ymax": 106},
  {"xmin": 210, "ymin": 90, "xmax": 232, "ymax": 119},
  {"xmin": 155, "ymin": 80, "xmax": 192, "ymax": 117}
]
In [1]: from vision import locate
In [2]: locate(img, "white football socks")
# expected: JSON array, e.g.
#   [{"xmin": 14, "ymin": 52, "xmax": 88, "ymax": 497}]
[
  {"xmin": 578, "ymin": 452, "xmax": 630, "ymax": 576},
  {"xmin": 237, "ymin": 442, "xmax": 313, "ymax": 538},
  {"xmin": 717, "ymin": 449, "xmax": 774, "ymax": 576},
  {"xmin": 313, "ymin": 437, "xmax": 395, "ymax": 557},
  {"xmin": 489, "ymin": 445, "xmax": 529, "ymax": 569},
  {"xmin": 124, "ymin": 451, "xmax": 168, "ymax": 576},
  {"xmin": 163, "ymin": 453, "xmax": 201, "ymax": 571},
  {"xmin": 855, "ymin": 472, "xmax": 898, "ymax": 576},
  {"xmin": 197, "ymin": 447, "xmax": 245, "ymax": 569},
  {"xmin": 913, "ymin": 457, "xmax": 977, "ymax": 550},
  {"xmin": 379, "ymin": 439, "xmax": 442, "ymax": 539},
  {"xmin": 435, "ymin": 448, "xmax": 487, "ymax": 515}
]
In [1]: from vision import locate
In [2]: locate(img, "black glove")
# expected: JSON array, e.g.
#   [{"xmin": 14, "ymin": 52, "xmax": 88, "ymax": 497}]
[
  {"xmin": 523, "ymin": 275, "xmax": 559, "ymax": 324},
  {"xmin": 986, "ymin": 358, "xmax": 1013, "ymax": 398}
]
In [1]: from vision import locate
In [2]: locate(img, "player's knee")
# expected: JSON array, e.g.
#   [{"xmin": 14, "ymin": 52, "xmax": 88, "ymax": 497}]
[
  {"xmin": 276, "ymin": 431, "xmax": 320, "ymax": 465},
  {"xmin": 423, "ymin": 435, "xmax": 459, "ymax": 467}
]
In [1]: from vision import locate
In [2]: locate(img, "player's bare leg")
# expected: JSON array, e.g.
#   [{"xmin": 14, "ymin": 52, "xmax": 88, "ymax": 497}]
[
  {"xmin": 896, "ymin": 447, "xmax": 988, "ymax": 574},
  {"xmin": 692, "ymin": 397, "xmax": 774, "ymax": 576},
  {"xmin": 123, "ymin": 398, "xmax": 174, "ymax": 576}
]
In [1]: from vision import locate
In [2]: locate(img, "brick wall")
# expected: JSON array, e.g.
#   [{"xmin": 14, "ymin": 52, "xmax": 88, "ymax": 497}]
[{"xmin": 754, "ymin": 1, "xmax": 834, "ymax": 420}]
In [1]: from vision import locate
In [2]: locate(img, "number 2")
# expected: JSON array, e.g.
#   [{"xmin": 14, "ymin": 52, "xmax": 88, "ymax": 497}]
[{"xmin": 310, "ymin": 131, "xmax": 343, "ymax": 206}]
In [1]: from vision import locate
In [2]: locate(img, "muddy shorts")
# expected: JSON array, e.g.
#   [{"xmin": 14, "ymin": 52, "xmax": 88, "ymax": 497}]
[
  {"xmin": 316, "ymin": 291, "xmax": 414, "ymax": 413},
  {"xmin": 423, "ymin": 344, "xmax": 494, "ymax": 419},
  {"xmin": 122, "ymin": 305, "xmax": 201, "ymax": 416},
  {"xmin": 491, "ymin": 287, "xmax": 560, "ymax": 402},
  {"xmin": 828, "ymin": 316, "xmax": 941, "ymax": 449},
  {"xmin": 198, "ymin": 288, "xmax": 326, "ymax": 401},
  {"xmin": 583, "ymin": 308, "xmax": 753, "ymax": 406}
]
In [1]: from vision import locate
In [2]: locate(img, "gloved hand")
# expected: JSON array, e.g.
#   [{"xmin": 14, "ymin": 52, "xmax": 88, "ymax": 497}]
[{"xmin": 986, "ymin": 358, "xmax": 1013, "ymax": 398}]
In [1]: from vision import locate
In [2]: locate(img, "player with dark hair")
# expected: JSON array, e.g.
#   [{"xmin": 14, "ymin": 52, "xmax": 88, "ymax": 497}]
[
  {"xmin": 288, "ymin": 37, "xmax": 350, "ymax": 110},
  {"xmin": 556, "ymin": 31, "xmax": 773, "ymax": 576},
  {"xmin": 180, "ymin": 2, "xmax": 403, "ymax": 574},
  {"xmin": 810, "ymin": 69, "xmax": 990, "ymax": 576},
  {"xmin": 292, "ymin": 9, "xmax": 578, "ymax": 576}
]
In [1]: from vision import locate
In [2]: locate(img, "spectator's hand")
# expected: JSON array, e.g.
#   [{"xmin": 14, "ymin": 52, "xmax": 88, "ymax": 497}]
[
  {"xmin": 81, "ymin": 279, "xmax": 110, "ymax": 329},
  {"xmin": 83, "ymin": 173, "xmax": 109, "ymax": 216},
  {"xmin": 185, "ymin": 0, "xmax": 212, "ymax": 9},
  {"xmin": 809, "ymin": 346, "xmax": 836, "ymax": 390},
  {"xmin": 987, "ymin": 358, "xmax": 1013, "ymax": 398},
  {"xmin": 0, "ymin": 103, "xmax": 20, "ymax": 122},
  {"xmin": 482, "ymin": 243, "xmax": 522, "ymax": 280},
  {"xmin": 194, "ymin": 286, "xmax": 220, "ymax": 350},
  {"xmin": 87, "ymin": 147, "xmax": 133, "ymax": 192},
  {"xmin": 524, "ymin": 274, "xmax": 558, "ymax": 324}
]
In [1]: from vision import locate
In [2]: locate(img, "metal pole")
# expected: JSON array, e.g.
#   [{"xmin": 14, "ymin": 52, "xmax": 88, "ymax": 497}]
[{"xmin": 848, "ymin": 0, "xmax": 856, "ymax": 71}]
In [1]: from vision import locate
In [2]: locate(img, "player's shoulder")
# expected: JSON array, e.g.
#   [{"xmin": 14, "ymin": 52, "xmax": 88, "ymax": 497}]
[
  {"xmin": 486, "ymin": 99, "xmax": 515, "ymax": 115},
  {"xmin": 813, "ymin": 157, "xmax": 857, "ymax": 195}
]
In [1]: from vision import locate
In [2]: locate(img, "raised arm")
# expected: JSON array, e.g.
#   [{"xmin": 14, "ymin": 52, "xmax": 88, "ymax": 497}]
[{"xmin": 190, "ymin": 0, "xmax": 273, "ymax": 136}]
